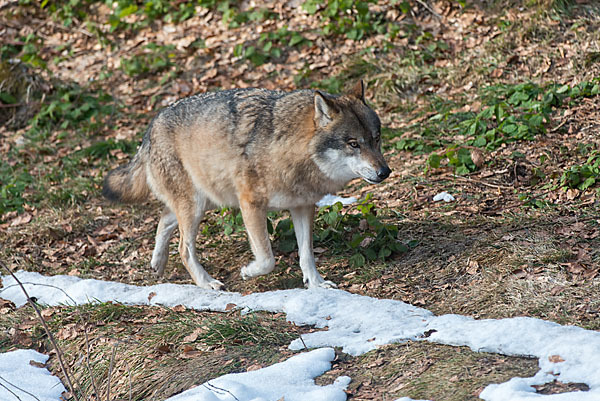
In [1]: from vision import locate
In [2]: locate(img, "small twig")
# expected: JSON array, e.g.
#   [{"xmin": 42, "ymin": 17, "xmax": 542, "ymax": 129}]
[
  {"xmin": 84, "ymin": 328, "xmax": 101, "ymax": 400},
  {"xmin": 550, "ymin": 116, "xmax": 570, "ymax": 132},
  {"xmin": 127, "ymin": 360, "xmax": 132, "ymax": 401},
  {"xmin": 0, "ymin": 262, "xmax": 79, "ymax": 401},
  {"xmin": 298, "ymin": 334, "xmax": 309, "ymax": 351},
  {"xmin": 0, "ymin": 379, "xmax": 24, "ymax": 401},
  {"xmin": 203, "ymin": 381, "xmax": 241, "ymax": 401},
  {"xmin": 451, "ymin": 174, "xmax": 513, "ymax": 190},
  {"xmin": 415, "ymin": 0, "xmax": 442, "ymax": 19},
  {"xmin": 106, "ymin": 343, "xmax": 118, "ymax": 401},
  {"xmin": 0, "ymin": 373, "xmax": 41, "ymax": 401},
  {"xmin": 0, "ymin": 103, "xmax": 23, "ymax": 108},
  {"xmin": 0, "ymin": 282, "xmax": 78, "ymax": 305}
]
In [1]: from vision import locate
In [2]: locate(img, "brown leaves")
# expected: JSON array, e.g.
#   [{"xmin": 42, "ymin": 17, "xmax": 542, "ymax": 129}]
[
  {"xmin": 180, "ymin": 345, "xmax": 204, "ymax": 359},
  {"xmin": 183, "ymin": 327, "xmax": 204, "ymax": 343},
  {"xmin": 0, "ymin": 298, "xmax": 15, "ymax": 314},
  {"xmin": 466, "ymin": 260, "xmax": 480, "ymax": 275},
  {"xmin": 57, "ymin": 323, "xmax": 82, "ymax": 341},
  {"xmin": 9, "ymin": 212, "xmax": 32, "ymax": 227},
  {"xmin": 548, "ymin": 355, "xmax": 565, "ymax": 364}
]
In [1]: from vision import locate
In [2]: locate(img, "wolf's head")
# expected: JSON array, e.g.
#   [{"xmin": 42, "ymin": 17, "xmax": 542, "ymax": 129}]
[{"xmin": 311, "ymin": 81, "xmax": 391, "ymax": 185}]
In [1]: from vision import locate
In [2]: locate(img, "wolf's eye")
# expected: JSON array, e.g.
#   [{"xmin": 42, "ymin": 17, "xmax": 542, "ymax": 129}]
[{"xmin": 348, "ymin": 139, "xmax": 359, "ymax": 148}]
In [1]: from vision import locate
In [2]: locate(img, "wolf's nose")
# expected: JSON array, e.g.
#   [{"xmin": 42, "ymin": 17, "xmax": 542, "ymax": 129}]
[{"xmin": 377, "ymin": 166, "xmax": 391, "ymax": 180}]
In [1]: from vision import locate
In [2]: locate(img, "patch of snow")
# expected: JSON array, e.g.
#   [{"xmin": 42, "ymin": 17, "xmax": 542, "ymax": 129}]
[
  {"xmin": 316, "ymin": 194, "xmax": 357, "ymax": 207},
  {"xmin": 395, "ymin": 398, "xmax": 432, "ymax": 401},
  {"xmin": 428, "ymin": 314, "xmax": 600, "ymax": 401},
  {"xmin": 432, "ymin": 191, "xmax": 455, "ymax": 202},
  {"xmin": 0, "ymin": 271, "xmax": 432, "ymax": 356},
  {"xmin": 0, "ymin": 349, "xmax": 66, "ymax": 401},
  {"xmin": 168, "ymin": 348, "xmax": 349, "ymax": 401},
  {"xmin": 3, "ymin": 271, "xmax": 600, "ymax": 401}
]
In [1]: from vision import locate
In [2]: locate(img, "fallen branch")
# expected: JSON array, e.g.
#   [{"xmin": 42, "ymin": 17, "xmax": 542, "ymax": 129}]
[
  {"xmin": 84, "ymin": 328, "xmax": 101, "ymax": 400},
  {"xmin": 106, "ymin": 343, "xmax": 118, "ymax": 401},
  {"xmin": 0, "ymin": 262, "xmax": 79, "ymax": 401}
]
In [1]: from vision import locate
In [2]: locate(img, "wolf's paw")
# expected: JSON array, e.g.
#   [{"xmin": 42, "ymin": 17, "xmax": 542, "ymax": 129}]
[
  {"xmin": 211, "ymin": 280, "xmax": 226, "ymax": 291},
  {"xmin": 304, "ymin": 277, "xmax": 337, "ymax": 289},
  {"xmin": 195, "ymin": 278, "xmax": 225, "ymax": 291},
  {"xmin": 150, "ymin": 258, "xmax": 166, "ymax": 277},
  {"xmin": 241, "ymin": 259, "xmax": 275, "ymax": 279},
  {"xmin": 207, "ymin": 279, "xmax": 225, "ymax": 291},
  {"xmin": 319, "ymin": 280, "xmax": 337, "ymax": 289}
]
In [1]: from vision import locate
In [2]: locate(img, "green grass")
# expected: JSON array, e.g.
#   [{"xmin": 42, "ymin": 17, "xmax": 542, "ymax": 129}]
[
  {"xmin": 0, "ymin": 80, "xmax": 140, "ymax": 217},
  {"xmin": 200, "ymin": 313, "xmax": 296, "ymax": 347},
  {"xmin": 0, "ymin": 300, "xmax": 301, "ymax": 400},
  {"xmin": 384, "ymin": 78, "xmax": 600, "ymax": 177},
  {"xmin": 120, "ymin": 43, "xmax": 178, "ymax": 78}
]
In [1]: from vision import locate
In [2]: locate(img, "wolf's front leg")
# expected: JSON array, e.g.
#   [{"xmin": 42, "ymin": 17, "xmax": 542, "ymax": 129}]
[
  {"xmin": 239, "ymin": 200, "xmax": 276, "ymax": 279},
  {"xmin": 290, "ymin": 205, "xmax": 337, "ymax": 289}
]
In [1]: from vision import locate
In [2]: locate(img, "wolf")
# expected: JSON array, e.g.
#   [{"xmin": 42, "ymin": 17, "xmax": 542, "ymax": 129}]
[{"xmin": 102, "ymin": 81, "xmax": 391, "ymax": 290}]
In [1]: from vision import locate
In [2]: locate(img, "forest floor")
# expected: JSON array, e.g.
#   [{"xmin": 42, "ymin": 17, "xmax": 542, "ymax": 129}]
[{"xmin": 1, "ymin": 0, "xmax": 600, "ymax": 399}]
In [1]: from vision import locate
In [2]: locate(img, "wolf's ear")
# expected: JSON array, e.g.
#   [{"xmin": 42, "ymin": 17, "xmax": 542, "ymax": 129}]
[
  {"xmin": 348, "ymin": 80, "xmax": 365, "ymax": 103},
  {"xmin": 314, "ymin": 91, "xmax": 337, "ymax": 127}
]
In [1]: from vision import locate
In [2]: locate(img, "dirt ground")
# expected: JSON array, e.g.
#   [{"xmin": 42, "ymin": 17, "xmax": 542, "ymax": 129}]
[{"xmin": 1, "ymin": 1, "xmax": 599, "ymax": 400}]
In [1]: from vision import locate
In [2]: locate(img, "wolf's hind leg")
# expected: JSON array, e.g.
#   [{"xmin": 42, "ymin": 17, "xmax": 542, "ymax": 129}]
[
  {"xmin": 174, "ymin": 194, "xmax": 224, "ymax": 290},
  {"xmin": 151, "ymin": 207, "xmax": 178, "ymax": 276},
  {"xmin": 239, "ymin": 200, "xmax": 276, "ymax": 279},
  {"xmin": 290, "ymin": 205, "xmax": 337, "ymax": 289}
]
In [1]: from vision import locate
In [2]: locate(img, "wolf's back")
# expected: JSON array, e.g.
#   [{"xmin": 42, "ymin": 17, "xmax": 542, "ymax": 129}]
[{"xmin": 102, "ymin": 142, "xmax": 150, "ymax": 204}]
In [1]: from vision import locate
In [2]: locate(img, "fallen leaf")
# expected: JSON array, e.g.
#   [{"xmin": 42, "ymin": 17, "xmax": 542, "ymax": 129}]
[
  {"xmin": 29, "ymin": 360, "xmax": 46, "ymax": 368},
  {"xmin": 466, "ymin": 260, "xmax": 479, "ymax": 275},
  {"xmin": 549, "ymin": 355, "xmax": 565, "ymax": 363},
  {"xmin": 10, "ymin": 213, "xmax": 32, "ymax": 226},
  {"xmin": 183, "ymin": 328, "xmax": 203, "ymax": 343},
  {"xmin": 246, "ymin": 364, "xmax": 263, "ymax": 371},
  {"xmin": 156, "ymin": 343, "xmax": 173, "ymax": 354},
  {"xmin": 180, "ymin": 349, "xmax": 204, "ymax": 359}
]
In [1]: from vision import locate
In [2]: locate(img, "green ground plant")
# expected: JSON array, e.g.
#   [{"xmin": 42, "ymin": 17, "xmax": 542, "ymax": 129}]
[
  {"xmin": 234, "ymin": 27, "xmax": 311, "ymax": 66},
  {"xmin": 560, "ymin": 150, "xmax": 600, "ymax": 191},
  {"xmin": 0, "ymin": 82, "xmax": 125, "ymax": 215},
  {"xmin": 120, "ymin": 43, "xmax": 177, "ymax": 78},
  {"xmin": 420, "ymin": 79, "xmax": 600, "ymax": 175},
  {"xmin": 270, "ymin": 195, "xmax": 416, "ymax": 268}
]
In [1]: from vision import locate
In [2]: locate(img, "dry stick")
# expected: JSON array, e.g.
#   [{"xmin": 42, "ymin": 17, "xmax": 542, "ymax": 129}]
[
  {"xmin": 415, "ymin": 0, "xmax": 442, "ymax": 19},
  {"xmin": 0, "ymin": 282, "xmax": 78, "ymax": 305},
  {"xmin": 127, "ymin": 360, "xmax": 132, "ymax": 401},
  {"xmin": 106, "ymin": 343, "xmax": 118, "ymax": 401},
  {"xmin": 203, "ymin": 382, "xmax": 241, "ymax": 401},
  {"xmin": 84, "ymin": 328, "xmax": 101, "ymax": 400},
  {"xmin": 0, "ymin": 262, "xmax": 80, "ymax": 401},
  {"xmin": 0, "ymin": 379, "xmax": 24, "ymax": 401},
  {"xmin": 450, "ymin": 174, "xmax": 513, "ymax": 190},
  {"xmin": 0, "ymin": 373, "xmax": 41, "ymax": 401}
]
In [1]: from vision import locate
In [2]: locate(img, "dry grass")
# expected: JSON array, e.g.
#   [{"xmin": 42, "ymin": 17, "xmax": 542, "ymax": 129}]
[
  {"xmin": 317, "ymin": 342, "xmax": 539, "ymax": 400},
  {"xmin": 1, "ymin": 1, "xmax": 600, "ymax": 399}
]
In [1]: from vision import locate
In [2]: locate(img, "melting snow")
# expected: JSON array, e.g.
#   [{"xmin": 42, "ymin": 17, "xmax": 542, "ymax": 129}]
[
  {"xmin": 1, "ymin": 271, "xmax": 599, "ymax": 401},
  {"xmin": 0, "ymin": 349, "xmax": 66, "ymax": 401},
  {"xmin": 316, "ymin": 194, "xmax": 358, "ymax": 207}
]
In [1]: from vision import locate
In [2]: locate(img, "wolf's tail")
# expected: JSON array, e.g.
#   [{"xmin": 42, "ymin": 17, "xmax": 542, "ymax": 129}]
[{"xmin": 102, "ymin": 144, "xmax": 151, "ymax": 204}]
